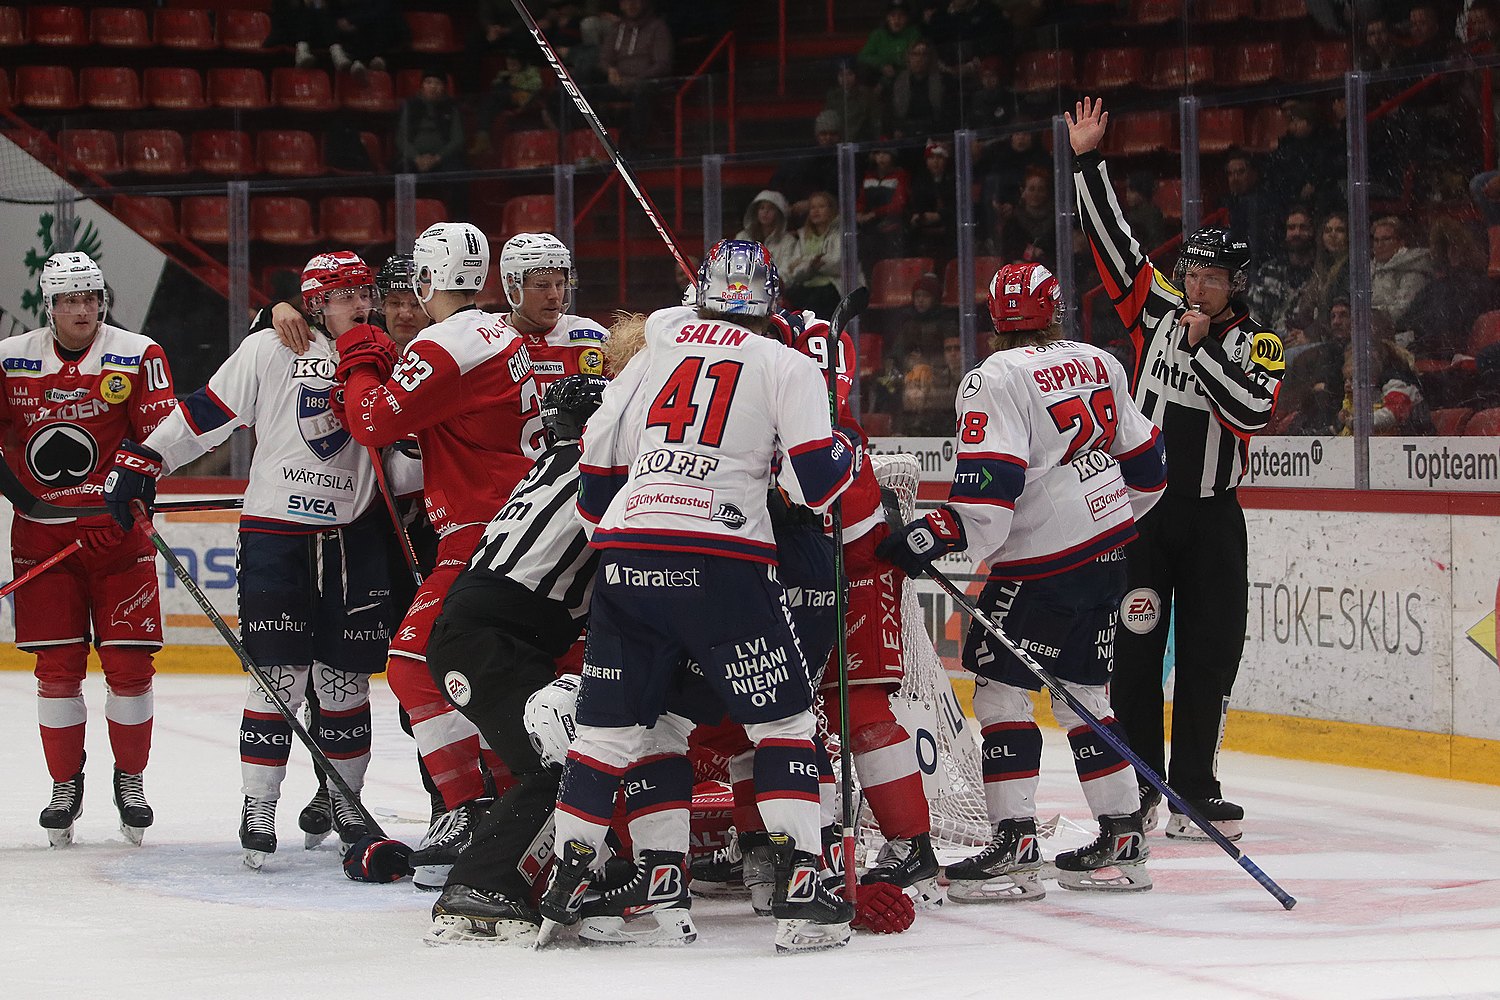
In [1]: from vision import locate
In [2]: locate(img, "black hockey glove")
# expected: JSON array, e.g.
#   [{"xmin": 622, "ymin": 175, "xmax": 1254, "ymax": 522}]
[
  {"xmin": 103, "ymin": 440, "xmax": 164, "ymax": 531},
  {"xmin": 343, "ymin": 835, "xmax": 413, "ymax": 883},
  {"xmin": 876, "ymin": 504, "xmax": 966, "ymax": 579}
]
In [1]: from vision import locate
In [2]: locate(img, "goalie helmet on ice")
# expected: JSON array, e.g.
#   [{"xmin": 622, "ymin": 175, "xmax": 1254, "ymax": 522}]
[
  {"xmin": 412, "ymin": 222, "xmax": 489, "ymax": 301},
  {"xmin": 696, "ymin": 239, "xmax": 780, "ymax": 318},
  {"xmin": 500, "ymin": 233, "xmax": 574, "ymax": 310},
  {"xmin": 40, "ymin": 251, "xmax": 109, "ymax": 328},
  {"xmin": 301, "ymin": 251, "xmax": 375, "ymax": 315}
]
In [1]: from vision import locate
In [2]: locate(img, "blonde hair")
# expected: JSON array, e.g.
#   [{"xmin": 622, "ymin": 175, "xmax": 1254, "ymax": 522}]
[{"xmin": 605, "ymin": 310, "xmax": 647, "ymax": 376}]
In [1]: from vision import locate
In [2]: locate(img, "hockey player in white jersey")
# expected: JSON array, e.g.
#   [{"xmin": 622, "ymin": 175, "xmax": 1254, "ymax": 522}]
[
  {"xmin": 539, "ymin": 240, "xmax": 859, "ymax": 953},
  {"xmin": 104, "ymin": 251, "xmax": 396, "ymax": 869},
  {"xmin": 878, "ymin": 263, "xmax": 1167, "ymax": 900}
]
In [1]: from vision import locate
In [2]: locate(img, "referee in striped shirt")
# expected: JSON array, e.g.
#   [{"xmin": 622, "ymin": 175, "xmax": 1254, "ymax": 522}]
[{"xmin": 1069, "ymin": 98, "xmax": 1283, "ymax": 842}]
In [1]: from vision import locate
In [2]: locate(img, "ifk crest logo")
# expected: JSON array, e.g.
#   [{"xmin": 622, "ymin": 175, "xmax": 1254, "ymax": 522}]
[{"xmin": 21, "ymin": 212, "xmax": 104, "ymax": 325}]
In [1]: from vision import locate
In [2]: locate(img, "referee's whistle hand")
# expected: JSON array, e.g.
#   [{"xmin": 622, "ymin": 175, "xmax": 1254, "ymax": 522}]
[{"xmin": 1178, "ymin": 307, "xmax": 1211, "ymax": 348}]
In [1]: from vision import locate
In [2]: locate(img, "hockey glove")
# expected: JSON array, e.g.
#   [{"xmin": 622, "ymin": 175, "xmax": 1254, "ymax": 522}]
[
  {"xmin": 851, "ymin": 880, "xmax": 915, "ymax": 934},
  {"xmin": 342, "ymin": 835, "xmax": 413, "ymax": 883},
  {"xmin": 334, "ymin": 324, "xmax": 400, "ymax": 384},
  {"xmin": 327, "ymin": 385, "xmax": 348, "ymax": 430},
  {"xmin": 875, "ymin": 505, "xmax": 966, "ymax": 579},
  {"xmin": 832, "ymin": 429, "xmax": 862, "ymax": 478},
  {"xmin": 103, "ymin": 440, "xmax": 164, "ymax": 531},
  {"xmin": 76, "ymin": 514, "xmax": 125, "ymax": 553}
]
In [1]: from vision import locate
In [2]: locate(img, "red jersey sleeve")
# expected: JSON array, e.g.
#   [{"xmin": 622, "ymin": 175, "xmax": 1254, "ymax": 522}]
[
  {"xmin": 343, "ymin": 341, "xmax": 466, "ymax": 448},
  {"xmin": 129, "ymin": 342, "xmax": 178, "ymax": 440}
]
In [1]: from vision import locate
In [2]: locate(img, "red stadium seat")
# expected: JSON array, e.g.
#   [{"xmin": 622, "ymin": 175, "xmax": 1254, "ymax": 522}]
[
  {"xmin": 272, "ymin": 68, "xmax": 336, "ymax": 112},
  {"xmin": 257, "ymin": 129, "xmax": 323, "ymax": 177},
  {"xmin": 502, "ymin": 129, "xmax": 560, "ymax": 170},
  {"xmin": 395, "ymin": 69, "xmax": 456, "ymax": 99},
  {"xmin": 1432, "ymin": 408, "xmax": 1473, "ymax": 435},
  {"xmin": 858, "ymin": 335, "xmax": 883, "ymax": 375},
  {"xmin": 500, "ymin": 195, "xmax": 556, "ymax": 238},
  {"xmin": 1256, "ymin": 0, "xmax": 1309, "ymax": 20},
  {"xmin": 1297, "ymin": 41, "xmax": 1351, "ymax": 82},
  {"xmin": 338, "ymin": 69, "xmax": 396, "ymax": 112},
  {"xmin": 1198, "ymin": 107, "xmax": 1246, "ymax": 154},
  {"xmin": 1245, "ymin": 104, "xmax": 1289, "ymax": 153},
  {"xmin": 1219, "ymin": 42, "xmax": 1285, "ymax": 86},
  {"xmin": 91, "ymin": 7, "xmax": 149, "ymax": 47},
  {"xmin": 182, "ymin": 196, "xmax": 230, "ymax": 243},
  {"xmin": 1464, "ymin": 407, "xmax": 1500, "ymax": 436},
  {"xmin": 1012, "ymin": 50, "xmax": 1074, "ymax": 93},
  {"xmin": 1147, "ymin": 46, "xmax": 1215, "ymax": 89},
  {"xmin": 191, "ymin": 129, "xmax": 256, "ymax": 176},
  {"xmin": 0, "ymin": 68, "xmax": 9, "ymax": 109},
  {"xmin": 59, "ymin": 128, "xmax": 122, "ymax": 175},
  {"xmin": 1193, "ymin": 0, "xmax": 1253, "ymax": 21},
  {"xmin": 413, "ymin": 198, "xmax": 449, "ymax": 234},
  {"xmin": 81, "ymin": 67, "xmax": 143, "ymax": 110},
  {"xmin": 862, "ymin": 411, "xmax": 893, "ymax": 436},
  {"xmin": 1489, "ymin": 226, "xmax": 1500, "ymax": 279},
  {"xmin": 219, "ymin": 9, "xmax": 271, "ymax": 51},
  {"xmin": 941, "ymin": 256, "xmax": 1005, "ymax": 308},
  {"xmin": 252, "ymin": 196, "xmax": 319, "ymax": 245},
  {"xmin": 144, "ymin": 67, "xmax": 206, "ymax": 110},
  {"xmin": 1080, "ymin": 47, "xmax": 1146, "ymax": 92},
  {"xmin": 1102, "ymin": 111, "xmax": 1174, "ymax": 156},
  {"xmin": 15, "ymin": 66, "xmax": 78, "ymax": 110},
  {"xmin": 124, "ymin": 129, "xmax": 189, "ymax": 176},
  {"xmin": 0, "ymin": 7, "xmax": 22, "ymax": 45},
  {"xmin": 154, "ymin": 9, "xmax": 214, "ymax": 50},
  {"xmin": 1153, "ymin": 177, "xmax": 1183, "ymax": 220},
  {"xmin": 320, "ymin": 196, "xmax": 388, "ymax": 244},
  {"xmin": 1470, "ymin": 311, "xmax": 1500, "ymax": 354},
  {"xmin": 869, "ymin": 257, "xmax": 936, "ymax": 309},
  {"xmin": 566, "ymin": 127, "xmax": 619, "ymax": 164},
  {"xmin": 208, "ymin": 68, "xmax": 269, "ymax": 109},
  {"xmin": 1128, "ymin": 0, "xmax": 1182, "ymax": 25},
  {"xmin": 27, "ymin": 6, "xmax": 86, "ymax": 46},
  {"xmin": 3, "ymin": 128, "xmax": 55, "ymax": 166},
  {"xmin": 114, "ymin": 195, "xmax": 177, "ymax": 243},
  {"xmin": 405, "ymin": 11, "xmax": 460, "ymax": 54}
]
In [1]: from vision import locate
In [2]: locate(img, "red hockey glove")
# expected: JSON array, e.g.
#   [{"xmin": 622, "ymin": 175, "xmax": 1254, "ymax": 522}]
[
  {"xmin": 334, "ymin": 324, "xmax": 400, "ymax": 383},
  {"xmin": 103, "ymin": 440, "xmax": 163, "ymax": 530},
  {"xmin": 851, "ymin": 880, "xmax": 915, "ymax": 934},
  {"xmin": 875, "ymin": 504, "xmax": 966, "ymax": 579},
  {"xmin": 342, "ymin": 835, "xmax": 413, "ymax": 883},
  {"xmin": 76, "ymin": 514, "xmax": 125, "ymax": 553},
  {"xmin": 327, "ymin": 385, "xmax": 348, "ymax": 430}
]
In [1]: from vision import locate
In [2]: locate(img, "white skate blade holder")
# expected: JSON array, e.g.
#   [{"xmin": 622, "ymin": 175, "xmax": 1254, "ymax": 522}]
[
  {"xmin": 243, "ymin": 850, "xmax": 269, "ymax": 871},
  {"xmin": 121, "ymin": 822, "xmax": 146, "ymax": 847},
  {"xmin": 47, "ymin": 826, "xmax": 76, "ymax": 849},
  {"xmin": 579, "ymin": 909, "xmax": 698, "ymax": 947},
  {"xmin": 304, "ymin": 830, "xmax": 331, "ymax": 851},
  {"xmin": 774, "ymin": 919, "xmax": 852, "ymax": 954},
  {"xmin": 425, "ymin": 916, "xmax": 539, "ymax": 948},
  {"xmin": 1167, "ymin": 812, "xmax": 1242, "ymax": 842},
  {"xmin": 1057, "ymin": 862, "xmax": 1153, "ymax": 893},
  {"xmin": 412, "ymin": 864, "xmax": 451, "ymax": 892},
  {"xmin": 947, "ymin": 870, "xmax": 1046, "ymax": 904}
]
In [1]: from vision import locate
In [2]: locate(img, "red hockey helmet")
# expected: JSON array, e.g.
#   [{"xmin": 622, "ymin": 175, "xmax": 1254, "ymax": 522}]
[
  {"xmin": 301, "ymin": 251, "xmax": 376, "ymax": 314},
  {"xmin": 987, "ymin": 262, "xmax": 1062, "ymax": 334}
]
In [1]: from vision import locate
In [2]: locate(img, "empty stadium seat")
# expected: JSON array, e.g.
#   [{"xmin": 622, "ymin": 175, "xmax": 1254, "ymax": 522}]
[
  {"xmin": 3, "ymin": 128, "xmax": 54, "ymax": 165},
  {"xmin": 413, "ymin": 197, "xmax": 449, "ymax": 234},
  {"xmin": 1256, "ymin": 0, "xmax": 1309, "ymax": 20},
  {"xmin": 1128, "ymin": 0, "xmax": 1182, "ymax": 25},
  {"xmin": 1432, "ymin": 408, "xmax": 1473, "ymax": 436},
  {"xmin": 272, "ymin": 68, "xmax": 336, "ymax": 112},
  {"xmin": 1490, "ymin": 226, "xmax": 1500, "ymax": 280},
  {"xmin": 114, "ymin": 195, "xmax": 177, "ymax": 242},
  {"xmin": 502, "ymin": 129, "xmax": 560, "ymax": 170},
  {"xmin": 1470, "ymin": 311, "xmax": 1500, "ymax": 355},
  {"xmin": 404, "ymin": 11, "xmax": 460, "ymax": 54},
  {"xmin": 941, "ymin": 256, "xmax": 1005, "ymax": 308},
  {"xmin": 124, "ymin": 129, "xmax": 189, "ymax": 176},
  {"xmin": 1245, "ymin": 104, "xmax": 1289, "ymax": 153},
  {"xmin": 219, "ymin": 9, "xmax": 271, "ymax": 51},
  {"xmin": 1297, "ymin": 41, "xmax": 1351, "ymax": 82},
  {"xmin": 207, "ymin": 68, "xmax": 269, "ymax": 110},
  {"xmin": 252, "ymin": 196, "xmax": 319, "ymax": 245},
  {"xmin": 257, "ymin": 129, "xmax": 323, "ymax": 177},
  {"xmin": 1198, "ymin": 107, "xmax": 1246, "ymax": 154},
  {"xmin": 320, "ymin": 196, "xmax": 388, "ymax": 244},
  {"xmin": 858, "ymin": 335, "xmax": 883, "ymax": 375},
  {"xmin": 0, "ymin": 68, "xmax": 9, "ymax": 109},
  {"xmin": 862, "ymin": 411, "xmax": 893, "ymax": 436},
  {"xmin": 1080, "ymin": 47, "xmax": 1146, "ymax": 92},
  {"xmin": 500, "ymin": 195, "xmax": 555, "ymax": 238},
  {"xmin": 1102, "ymin": 111, "xmax": 1174, "ymax": 156},
  {"xmin": 81, "ymin": 67, "xmax": 143, "ymax": 110},
  {"xmin": 15, "ymin": 66, "xmax": 78, "ymax": 110},
  {"xmin": 566, "ymin": 127, "xmax": 619, "ymax": 163},
  {"xmin": 91, "ymin": 7, "xmax": 149, "ymax": 47},
  {"xmin": 1012, "ymin": 50, "xmax": 1074, "ymax": 93},
  {"xmin": 143, "ymin": 67, "xmax": 206, "ymax": 110},
  {"xmin": 1219, "ymin": 42, "xmax": 1284, "ymax": 86},
  {"xmin": 1464, "ymin": 408, "xmax": 1500, "ymax": 436},
  {"xmin": 338, "ymin": 69, "xmax": 396, "ymax": 112},
  {"xmin": 1153, "ymin": 177, "xmax": 1183, "ymax": 220},
  {"xmin": 59, "ymin": 129, "xmax": 122, "ymax": 175},
  {"xmin": 0, "ymin": 7, "xmax": 22, "ymax": 45},
  {"xmin": 182, "ymin": 196, "xmax": 230, "ymax": 243},
  {"xmin": 1193, "ymin": 0, "xmax": 1253, "ymax": 21},
  {"xmin": 1147, "ymin": 46, "xmax": 1215, "ymax": 89},
  {"xmin": 27, "ymin": 6, "xmax": 86, "ymax": 46},
  {"xmin": 191, "ymin": 129, "xmax": 256, "ymax": 175},
  {"xmin": 869, "ymin": 258, "xmax": 936, "ymax": 309},
  {"xmin": 154, "ymin": 8, "xmax": 214, "ymax": 50}
]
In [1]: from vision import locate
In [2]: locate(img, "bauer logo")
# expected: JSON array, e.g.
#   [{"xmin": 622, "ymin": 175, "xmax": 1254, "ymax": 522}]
[
  {"xmin": 443, "ymin": 671, "xmax": 472, "ymax": 707},
  {"xmin": 1121, "ymin": 588, "xmax": 1160, "ymax": 634}
]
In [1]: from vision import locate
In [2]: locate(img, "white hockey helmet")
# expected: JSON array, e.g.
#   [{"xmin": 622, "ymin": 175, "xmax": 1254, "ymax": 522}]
[
  {"xmin": 40, "ymin": 251, "xmax": 109, "ymax": 328},
  {"xmin": 500, "ymin": 232, "xmax": 574, "ymax": 310},
  {"xmin": 523, "ymin": 674, "xmax": 581, "ymax": 768},
  {"xmin": 697, "ymin": 239, "xmax": 780, "ymax": 318},
  {"xmin": 412, "ymin": 222, "xmax": 489, "ymax": 303}
]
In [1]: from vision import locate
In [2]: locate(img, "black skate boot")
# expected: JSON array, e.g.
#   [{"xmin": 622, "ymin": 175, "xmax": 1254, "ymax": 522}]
[
  {"xmin": 112, "ymin": 769, "xmax": 153, "ymax": 846},
  {"xmin": 240, "ymin": 795, "xmax": 278, "ymax": 870},
  {"xmin": 39, "ymin": 764, "xmax": 85, "ymax": 849},
  {"xmin": 768, "ymin": 833, "xmax": 853, "ymax": 954},
  {"xmin": 861, "ymin": 832, "xmax": 943, "ymax": 907},
  {"xmin": 535, "ymin": 839, "xmax": 598, "ymax": 947},
  {"xmin": 690, "ymin": 828, "xmax": 746, "ymax": 897},
  {"xmin": 945, "ymin": 818, "xmax": 1045, "ymax": 903},
  {"xmin": 410, "ymin": 799, "xmax": 485, "ymax": 892},
  {"xmin": 739, "ymin": 829, "xmax": 776, "ymax": 916},
  {"xmin": 1133, "ymin": 782, "xmax": 1162, "ymax": 834},
  {"xmin": 1055, "ymin": 813, "xmax": 1152, "ymax": 892},
  {"xmin": 299, "ymin": 777, "xmax": 332, "ymax": 849},
  {"xmin": 578, "ymin": 850, "xmax": 697, "ymax": 946},
  {"xmin": 424, "ymin": 883, "xmax": 541, "ymax": 947},
  {"xmin": 1166, "ymin": 796, "xmax": 1244, "ymax": 842},
  {"xmin": 329, "ymin": 786, "xmax": 370, "ymax": 850}
]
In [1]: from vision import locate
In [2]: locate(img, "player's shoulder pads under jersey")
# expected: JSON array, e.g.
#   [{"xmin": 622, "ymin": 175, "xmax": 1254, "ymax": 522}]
[{"xmin": 407, "ymin": 307, "xmax": 526, "ymax": 376}]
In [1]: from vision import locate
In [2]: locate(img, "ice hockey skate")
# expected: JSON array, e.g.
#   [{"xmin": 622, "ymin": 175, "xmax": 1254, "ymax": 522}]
[
  {"xmin": 1055, "ymin": 814, "xmax": 1152, "ymax": 892},
  {"xmin": 410, "ymin": 799, "xmax": 484, "ymax": 891},
  {"xmin": 861, "ymin": 832, "xmax": 943, "ymax": 907},
  {"xmin": 39, "ymin": 767, "xmax": 85, "ymax": 848},
  {"xmin": 945, "ymin": 818, "xmax": 1045, "ymax": 902},
  {"xmin": 689, "ymin": 829, "xmax": 746, "ymax": 897},
  {"xmin": 1166, "ymin": 796, "xmax": 1244, "ymax": 842},
  {"xmin": 424, "ymin": 883, "xmax": 540, "ymax": 947},
  {"xmin": 299, "ymin": 781, "xmax": 332, "ymax": 849},
  {"xmin": 768, "ymin": 833, "xmax": 853, "ymax": 954},
  {"xmin": 239, "ymin": 795, "xmax": 278, "ymax": 870},
  {"xmin": 1134, "ymin": 782, "xmax": 1162, "ymax": 834},
  {"xmin": 535, "ymin": 839, "xmax": 597, "ymax": 948},
  {"xmin": 112, "ymin": 769, "xmax": 153, "ymax": 846},
  {"xmin": 578, "ymin": 850, "xmax": 698, "ymax": 946},
  {"xmin": 740, "ymin": 830, "xmax": 776, "ymax": 916}
]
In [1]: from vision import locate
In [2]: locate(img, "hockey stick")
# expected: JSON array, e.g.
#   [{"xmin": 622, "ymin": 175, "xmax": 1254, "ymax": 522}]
[
  {"xmin": 825, "ymin": 285, "xmax": 869, "ymax": 901},
  {"xmin": 903, "ymin": 549, "xmax": 1297, "ymax": 910},
  {"xmin": 366, "ymin": 446, "xmax": 422, "ymax": 586},
  {"xmin": 130, "ymin": 500, "xmax": 391, "ymax": 840},
  {"xmin": 0, "ymin": 540, "xmax": 82, "ymax": 600},
  {"xmin": 0, "ymin": 458, "xmax": 242, "ymax": 519},
  {"xmin": 509, "ymin": 0, "xmax": 698, "ymax": 288}
]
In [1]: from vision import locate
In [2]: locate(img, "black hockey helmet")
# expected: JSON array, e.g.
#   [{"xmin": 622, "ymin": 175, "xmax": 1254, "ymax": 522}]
[
  {"xmin": 542, "ymin": 374, "xmax": 609, "ymax": 444},
  {"xmin": 1173, "ymin": 228, "xmax": 1251, "ymax": 293},
  {"xmin": 376, "ymin": 254, "xmax": 415, "ymax": 298}
]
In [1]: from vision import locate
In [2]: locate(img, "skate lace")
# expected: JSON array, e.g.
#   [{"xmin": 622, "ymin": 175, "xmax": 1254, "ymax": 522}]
[
  {"xmin": 707, "ymin": 829, "xmax": 743, "ymax": 866},
  {"xmin": 420, "ymin": 803, "xmax": 473, "ymax": 850},
  {"xmin": 47, "ymin": 778, "xmax": 81, "ymax": 812},
  {"xmin": 244, "ymin": 797, "xmax": 277, "ymax": 835},
  {"xmin": 867, "ymin": 838, "xmax": 913, "ymax": 875},
  {"xmin": 331, "ymin": 791, "xmax": 367, "ymax": 832},
  {"xmin": 115, "ymin": 772, "xmax": 147, "ymax": 809}
]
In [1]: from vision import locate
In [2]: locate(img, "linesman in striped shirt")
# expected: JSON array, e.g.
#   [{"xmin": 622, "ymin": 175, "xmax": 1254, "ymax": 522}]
[{"xmin": 1069, "ymin": 97, "xmax": 1284, "ymax": 842}]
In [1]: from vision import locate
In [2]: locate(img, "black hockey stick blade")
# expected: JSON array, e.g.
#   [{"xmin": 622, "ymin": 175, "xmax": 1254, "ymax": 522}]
[
  {"xmin": 0, "ymin": 458, "xmax": 242, "ymax": 518},
  {"xmin": 828, "ymin": 286, "xmax": 870, "ymax": 338}
]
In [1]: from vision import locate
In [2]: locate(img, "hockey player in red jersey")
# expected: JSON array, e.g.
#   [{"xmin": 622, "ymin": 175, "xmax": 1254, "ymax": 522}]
[
  {"xmin": 495, "ymin": 233, "xmax": 608, "ymax": 393},
  {"xmin": 879, "ymin": 263, "xmax": 1168, "ymax": 900},
  {"xmin": 1, "ymin": 251, "xmax": 177, "ymax": 847},
  {"xmin": 333, "ymin": 222, "xmax": 546, "ymax": 884}
]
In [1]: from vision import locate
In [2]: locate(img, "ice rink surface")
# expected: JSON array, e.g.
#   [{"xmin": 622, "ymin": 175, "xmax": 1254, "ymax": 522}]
[{"xmin": 2, "ymin": 672, "xmax": 1498, "ymax": 1000}]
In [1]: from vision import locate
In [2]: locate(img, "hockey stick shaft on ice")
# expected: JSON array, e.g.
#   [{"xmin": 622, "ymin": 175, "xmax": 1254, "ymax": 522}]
[
  {"xmin": 0, "ymin": 458, "xmax": 242, "ymax": 519},
  {"xmin": 510, "ymin": 0, "xmax": 698, "ymax": 289},
  {"xmin": 366, "ymin": 446, "xmax": 423, "ymax": 586},
  {"xmin": 0, "ymin": 540, "xmax": 82, "ymax": 600},
  {"xmin": 130, "ymin": 501, "xmax": 389, "ymax": 839}
]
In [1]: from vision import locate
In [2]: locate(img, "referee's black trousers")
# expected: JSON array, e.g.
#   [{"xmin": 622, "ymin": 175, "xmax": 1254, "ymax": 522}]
[{"xmin": 1111, "ymin": 491, "xmax": 1248, "ymax": 801}]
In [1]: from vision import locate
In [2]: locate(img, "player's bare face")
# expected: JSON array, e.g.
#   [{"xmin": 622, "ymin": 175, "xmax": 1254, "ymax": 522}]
[
  {"xmin": 382, "ymin": 289, "xmax": 427, "ymax": 346},
  {"xmin": 1182, "ymin": 268, "xmax": 1231, "ymax": 316},
  {"xmin": 50, "ymin": 292, "xmax": 101, "ymax": 351},
  {"xmin": 513, "ymin": 270, "xmax": 568, "ymax": 332},
  {"xmin": 321, "ymin": 287, "xmax": 374, "ymax": 337}
]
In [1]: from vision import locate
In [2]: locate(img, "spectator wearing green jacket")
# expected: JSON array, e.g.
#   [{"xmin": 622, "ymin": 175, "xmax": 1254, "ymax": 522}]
[{"xmin": 858, "ymin": 1, "xmax": 923, "ymax": 88}]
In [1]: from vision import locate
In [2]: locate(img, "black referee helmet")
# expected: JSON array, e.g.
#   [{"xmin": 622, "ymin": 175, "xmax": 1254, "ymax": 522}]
[{"xmin": 1173, "ymin": 228, "xmax": 1251, "ymax": 293}]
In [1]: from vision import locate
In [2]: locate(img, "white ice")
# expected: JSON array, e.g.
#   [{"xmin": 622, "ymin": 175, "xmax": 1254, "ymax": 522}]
[{"xmin": 2, "ymin": 672, "xmax": 1499, "ymax": 1000}]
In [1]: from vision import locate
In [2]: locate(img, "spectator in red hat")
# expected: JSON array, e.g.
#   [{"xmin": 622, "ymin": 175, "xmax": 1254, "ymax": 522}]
[{"xmin": 908, "ymin": 140, "xmax": 957, "ymax": 258}]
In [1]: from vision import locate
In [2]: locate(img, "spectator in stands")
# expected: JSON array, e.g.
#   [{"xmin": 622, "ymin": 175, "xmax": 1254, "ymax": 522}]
[
  {"xmin": 925, "ymin": 0, "xmax": 1004, "ymax": 75},
  {"xmin": 901, "ymin": 333, "xmax": 962, "ymax": 436},
  {"xmin": 735, "ymin": 190, "xmax": 799, "ymax": 277},
  {"xmin": 1123, "ymin": 170, "xmax": 1167, "ymax": 254},
  {"xmin": 979, "ymin": 129, "xmax": 1049, "ymax": 243},
  {"xmin": 992, "ymin": 166, "xmax": 1053, "ymax": 261},
  {"xmin": 1404, "ymin": 4, "xmax": 1452, "ymax": 65},
  {"xmin": 1262, "ymin": 102, "xmax": 1345, "ymax": 215},
  {"xmin": 785, "ymin": 191, "xmax": 856, "ymax": 320},
  {"xmin": 907, "ymin": 140, "xmax": 957, "ymax": 259},
  {"xmin": 770, "ymin": 112, "xmax": 843, "ymax": 229},
  {"xmin": 1403, "ymin": 217, "xmax": 1496, "ymax": 361},
  {"xmin": 471, "ymin": 1, "xmax": 524, "ymax": 79},
  {"xmin": 1248, "ymin": 207, "xmax": 1318, "ymax": 336},
  {"xmin": 537, "ymin": 2, "xmax": 601, "ymax": 85},
  {"xmin": 1337, "ymin": 334, "xmax": 1433, "ymax": 436},
  {"xmin": 824, "ymin": 59, "xmax": 884, "ymax": 143},
  {"xmin": 471, "ymin": 48, "xmax": 552, "ymax": 155},
  {"xmin": 598, "ymin": 0, "xmax": 674, "ymax": 148},
  {"xmin": 1362, "ymin": 16, "xmax": 1403, "ymax": 72},
  {"xmin": 1223, "ymin": 150, "xmax": 1281, "ymax": 266},
  {"xmin": 856, "ymin": 145, "xmax": 912, "ymax": 259},
  {"xmin": 1371, "ymin": 216, "xmax": 1435, "ymax": 322},
  {"xmin": 858, "ymin": 1, "xmax": 924, "ymax": 90},
  {"xmin": 888, "ymin": 40, "xmax": 952, "ymax": 139},
  {"xmin": 969, "ymin": 57, "xmax": 1010, "ymax": 129},
  {"xmin": 328, "ymin": 0, "xmax": 405, "ymax": 78},
  {"xmin": 889, "ymin": 271, "xmax": 952, "ymax": 360},
  {"xmin": 267, "ymin": 0, "xmax": 337, "ymax": 69},
  {"xmin": 1294, "ymin": 210, "xmax": 1351, "ymax": 329},
  {"xmin": 395, "ymin": 71, "xmax": 466, "ymax": 174},
  {"xmin": 1463, "ymin": 1, "xmax": 1500, "ymax": 51}
]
